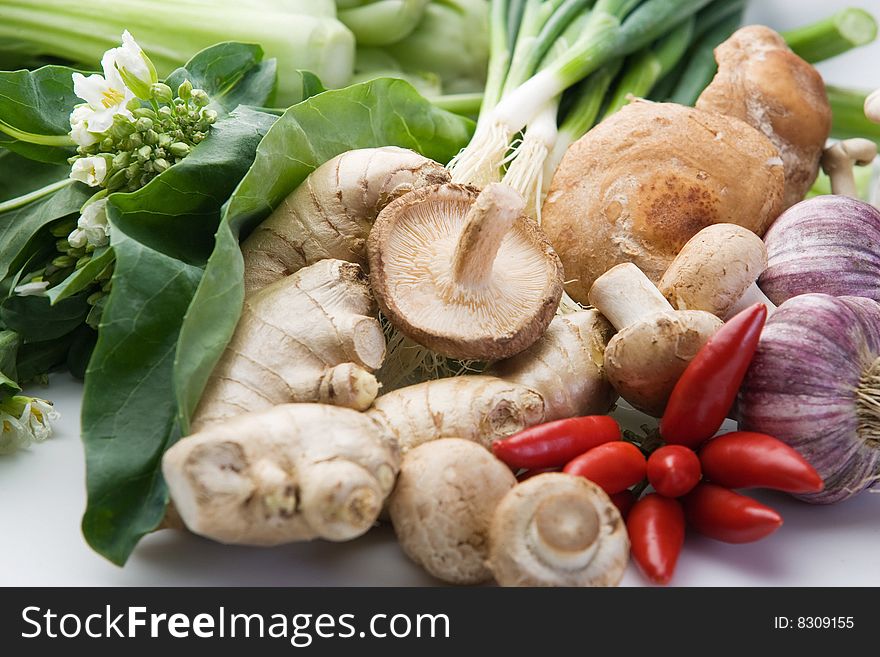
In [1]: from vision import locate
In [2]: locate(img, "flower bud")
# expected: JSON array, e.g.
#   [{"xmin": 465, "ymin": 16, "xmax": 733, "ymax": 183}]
[
  {"xmin": 157, "ymin": 133, "xmax": 173, "ymax": 148},
  {"xmin": 153, "ymin": 158, "xmax": 171, "ymax": 174},
  {"xmin": 136, "ymin": 145, "xmax": 152, "ymax": 163},
  {"xmin": 132, "ymin": 107, "xmax": 157, "ymax": 120},
  {"xmin": 177, "ymin": 79, "xmax": 193, "ymax": 101},
  {"xmin": 113, "ymin": 31, "xmax": 159, "ymax": 100},
  {"xmin": 100, "ymin": 137, "xmax": 115, "ymax": 152},
  {"xmin": 125, "ymin": 162, "xmax": 141, "ymax": 180},
  {"xmin": 169, "ymin": 142, "xmax": 191, "ymax": 158},
  {"xmin": 202, "ymin": 109, "xmax": 218, "ymax": 124},
  {"xmin": 158, "ymin": 105, "xmax": 173, "ymax": 119},
  {"xmin": 191, "ymin": 89, "xmax": 210, "ymax": 107},
  {"xmin": 112, "ymin": 151, "xmax": 131, "ymax": 169},
  {"xmin": 75, "ymin": 255, "xmax": 92, "ymax": 270},
  {"xmin": 87, "ymin": 290, "xmax": 104, "ymax": 306},
  {"xmin": 135, "ymin": 117, "xmax": 153, "ymax": 132},
  {"xmin": 150, "ymin": 82, "xmax": 173, "ymax": 104},
  {"xmin": 143, "ymin": 129, "xmax": 159, "ymax": 145},
  {"xmin": 52, "ymin": 255, "xmax": 76, "ymax": 268},
  {"xmin": 127, "ymin": 133, "xmax": 143, "ymax": 149},
  {"xmin": 105, "ymin": 168, "xmax": 129, "ymax": 191}
]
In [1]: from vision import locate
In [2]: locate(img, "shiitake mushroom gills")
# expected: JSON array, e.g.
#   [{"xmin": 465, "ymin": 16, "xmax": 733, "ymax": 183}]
[
  {"xmin": 541, "ymin": 100, "xmax": 784, "ymax": 303},
  {"xmin": 368, "ymin": 183, "xmax": 564, "ymax": 361}
]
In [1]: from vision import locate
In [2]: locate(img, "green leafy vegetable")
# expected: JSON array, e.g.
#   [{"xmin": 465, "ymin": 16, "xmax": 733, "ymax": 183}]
[
  {"xmin": 80, "ymin": 106, "xmax": 277, "ymax": 565},
  {"xmin": 0, "ymin": 149, "xmax": 70, "ymax": 202},
  {"xmin": 164, "ymin": 42, "xmax": 277, "ymax": 114},
  {"xmin": 1, "ymin": 293, "xmax": 90, "ymax": 343},
  {"xmin": 0, "ymin": 65, "xmax": 78, "ymax": 163}
]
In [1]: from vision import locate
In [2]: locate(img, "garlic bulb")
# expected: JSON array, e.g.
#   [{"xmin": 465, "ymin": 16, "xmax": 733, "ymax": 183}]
[
  {"xmin": 739, "ymin": 294, "xmax": 880, "ymax": 503},
  {"xmin": 759, "ymin": 196, "xmax": 880, "ymax": 304}
]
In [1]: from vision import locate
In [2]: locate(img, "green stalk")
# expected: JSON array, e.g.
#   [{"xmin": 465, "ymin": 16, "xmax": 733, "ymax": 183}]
[
  {"xmin": 603, "ymin": 15, "xmax": 694, "ymax": 116},
  {"xmin": 337, "ymin": 0, "xmax": 431, "ymax": 47},
  {"xmin": 0, "ymin": 179, "xmax": 74, "ymax": 215},
  {"xmin": 827, "ymin": 86, "xmax": 880, "ymax": 145},
  {"xmin": 482, "ymin": 0, "xmax": 515, "ymax": 119},
  {"xmin": 783, "ymin": 7, "xmax": 878, "ymax": 63},
  {"xmin": 691, "ymin": 0, "xmax": 746, "ymax": 40},
  {"xmin": 430, "ymin": 92, "xmax": 485, "ymax": 116},
  {"xmin": 0, "ymin": 121, "xmax": 75, "ymax": 148},
  {"xmin": 667, "ymin": 10, "xmax": 741, "ymax": 106}
]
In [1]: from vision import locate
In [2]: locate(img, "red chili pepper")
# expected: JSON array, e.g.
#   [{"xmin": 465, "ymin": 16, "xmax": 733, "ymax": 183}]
[
  {"xmin": 563, "ymin": 441, "xmax": 646, "ymax": 495},
  {"xmin": 627, "ymin": 494, "xmax": 685, "ymax": 585},
  {"xmin": 699, "ymin": 431, "xmax": 824, "ymax": 494},
  {"xmin": 610, "ymin": 490, "xmax": 636, "ymax": 520},
  {"xmin": 646, "ymin": 445, "xmax": 701, "ymax": 498},
  {"xmin": 682, "ymin": 483, "xmax": 783, "ymax": 544},
  {"xmin": 515, "ymin": 467, "xmax": 561, "ymax": 482},
  {"xmin": 660, "ymin": 303, "xmax": 767, "ymax": 448},
  {"xmin": 492, "ymin": 416, "xmax": 621, "ymax": 470}
]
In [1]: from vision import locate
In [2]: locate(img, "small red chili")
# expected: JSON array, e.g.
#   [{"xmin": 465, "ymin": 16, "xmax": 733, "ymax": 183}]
[
  {"xmin": 563, "ymin": 441, "xmax": 646, "ymax": 495},
  {"xmin": 609, "ymin": 489, "xmax": 636, "ymax": 520},
  {"xmin": 661, "ymin": 303, "xmax": 767, "ymax": 448},
  {"xmin": 647, "ymin": 445, "xmax": 701, "ymax": 498},
  {"xmin": 492, "ymin": 415, "xmax": 621, "ymax": 470},
  {"xmin": 682, "ymin": 483, "xmax": 783, "ymax": 544},
  {"xmin": 699, "ymin": 431, "xmax": 823, "ymax": 494},
  {"xmin": 627, "ymin": 494, "xmax": 685, "ymax": 585}
]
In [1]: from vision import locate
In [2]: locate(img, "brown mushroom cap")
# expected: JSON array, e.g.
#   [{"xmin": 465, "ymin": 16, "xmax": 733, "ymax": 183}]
[
  {"xmin": 541, "ymin": 100, "xmax": 784, "ymax": 304},
  {"xmin": 487, "ymin": 473, "xmax": 629, "ymax": 587},
  {"xmin": 389, "ymin": 439, "xmax": 516, "ymax": 585},
  {"xmin": 603, "ymin": 310, "xmax": 722, "ymax": 416},
  {"xmin": 659, "ymin": 223, "xmax": 768, "ymax": 318},
  {"xmin": 696, "ymin": 25, "xmax": 832, "ymax": 209},
  {"xmin": 368, "ymin": 182, "xmax": 564, "ymax": 360}
]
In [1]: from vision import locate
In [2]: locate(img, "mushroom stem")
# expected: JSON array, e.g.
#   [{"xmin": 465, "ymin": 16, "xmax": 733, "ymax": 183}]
[
  {"xmin": 587, "ymin": 263, "xmax": 674, "ymax": 330},
  {"xmin": 821, "ymin": 138, "xmax": 878, "ymax": 198},
  {"xmin": 723, "ymin": 282, "xmax": 777, "ymax": 321},
  {"xmin": 452, "ymin": 183, "xmax": 525, "ymax": 287},
  {"xmin": 866, "ymin": 88, "xmax": 880, "ymax": 124},
  {"xmin": 529, "ymin": 492, "xmax": 600, "ymax": 570}
]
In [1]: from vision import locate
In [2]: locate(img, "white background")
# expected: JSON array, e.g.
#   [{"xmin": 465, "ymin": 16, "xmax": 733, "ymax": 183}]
[{"xmin": 1, "ymin": 0, "xmax": 879, "ymax": 586}]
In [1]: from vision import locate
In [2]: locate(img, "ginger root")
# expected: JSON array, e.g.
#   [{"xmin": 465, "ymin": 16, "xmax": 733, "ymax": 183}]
[
  {"xmin": 192, "ymin": 259, "xmax": 385, "ymax": 431},
  {"xmin": 241, "ymin": 146, "xmax": 450, "ymax": 293},
  {"xmin": 366, "ymin": 375, "xmax": 546, "ymax": 453},
  {"xmin": 162, "ymin": 404, "xmax": 399, "ymax": 546},
  {"xmin": 486, "ymin": 310, "xmax": 617, "ymax": 421}
]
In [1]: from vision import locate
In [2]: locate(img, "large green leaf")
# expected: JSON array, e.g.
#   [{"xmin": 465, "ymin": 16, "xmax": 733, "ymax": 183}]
[
  {"xmin": 0, "ymin": 181, "xmax": 92, "ymax": 281},
  {"xmin": 0, "ymin": 293, "xmax": 90, "ymax": 343},
  {"xmin": 0, "ymin": 149, "xmax": 70, "ymax": 203},
  {"xmin": 0, "ymin": 329, "xmax": 21, "ymax": 397},
  {"xmin": 0, "ymin": 65, "xmax": 78, "ymax": 163},
  {"xmin": 80, "ymin": 106, "xmax": 276, "ymax": 565},
  {"xmin": 173, "ymin": 78, "xmax": 474, "ymax": 431},
  {"xmin": 165, "ymin": 42, "xmax": 277, "ymax": 115}
]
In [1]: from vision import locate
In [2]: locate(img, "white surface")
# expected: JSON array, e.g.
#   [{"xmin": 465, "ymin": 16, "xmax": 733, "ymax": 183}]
[{"xmin": 3, "ymin": 1, "xmax": 880, "ymax": 587}]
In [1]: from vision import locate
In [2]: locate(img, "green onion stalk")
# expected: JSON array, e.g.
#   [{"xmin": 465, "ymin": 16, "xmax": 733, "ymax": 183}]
[{"xmin": 450, "ymin": 0, "xmax": 715, "ymax": 194}]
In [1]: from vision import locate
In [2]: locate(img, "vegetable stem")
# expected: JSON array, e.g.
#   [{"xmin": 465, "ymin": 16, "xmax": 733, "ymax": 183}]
[
  {"xmin": 826, "ymin": 86, "xmax": 880, "ymax": 145},
  {"xmin": 783, "ymin": 7, "xmax": 878, "ymax": 63},
  {"xmin": 0, "ymin": 179, "xmax": 75, "ymax": 214}
]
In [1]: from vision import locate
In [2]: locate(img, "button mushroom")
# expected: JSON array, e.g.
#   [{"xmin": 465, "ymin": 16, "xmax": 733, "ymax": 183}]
[
  {"xmin": 389, "ymin": 439, "xmax": 516, "ymax": 585},
  {"xmin": 659, "ymin": 223, "xmax": 776, "ymax": 320},
  {"xmin": 695, "ymin": 25, "xmax": 832, "ymax": 209},
  {"xmin": 820, "ymin": 138, "xmax": 878, "ymax": 199},
  {"xmin": 487, "ymin": 473, "xmax": 629, "ymax": 587},
  {"xmin": 541, "ymin": 100, "xmax": 784, "ymax": 303},
  {"xmin": 588, "ymin": 263, "xmax": 722, "ymax": 417},
  {"xmin": 368, "ymin": 182, "xmax": 564, "ymax": 360}
]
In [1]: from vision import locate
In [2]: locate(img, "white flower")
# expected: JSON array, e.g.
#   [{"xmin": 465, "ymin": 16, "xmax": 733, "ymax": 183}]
[
  {"xmin": 107, "ymin": 31, "xmax": 157, "ymax": 100},
  {"xmin": 70, "ymin": 156, "xmax": 108, "ymax": 187},
  {"xmin": 22, "ymin": 399, "xmax": 58, "ymax": 444},
  {"xmin": 69, "ymin": 198, "xmax": 110, "ymax": 248},
  {"xmin": 0, "ymin": 411, "xmax": 30, "ymax": 455},
  {"xmin": 69, "ymin": 104, "xmax": 99, "ymax": 147},
  {"xmin": 13, "ymin": 281, "xmax": 49, "ymax": 297},
  {"xmin": 71, "ymin": 48, "xmax": 134, "ymax": 133},
  {"xmin": 0, "ymin": 397, "xmax": 58, "ymax": 454}
]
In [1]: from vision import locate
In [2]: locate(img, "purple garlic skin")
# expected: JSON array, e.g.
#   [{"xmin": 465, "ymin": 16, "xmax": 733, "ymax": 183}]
[
  {"xmin": 759, "ymin": 196, "xmax": 880, "ymax": 304},
  {"xmin": 739, "ymin": 294, "xmax": 880, "ymax": 503}
]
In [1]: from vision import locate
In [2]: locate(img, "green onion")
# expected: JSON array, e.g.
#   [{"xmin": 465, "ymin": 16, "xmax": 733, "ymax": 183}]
[
  {"xmin": 783, "ymin": 7, "xmax": 878, "ymax": 63},
  {"xmin": 827, "ymin": 86, "xmax": 880, "ymax": 145}
]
